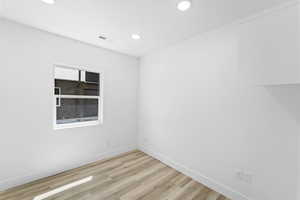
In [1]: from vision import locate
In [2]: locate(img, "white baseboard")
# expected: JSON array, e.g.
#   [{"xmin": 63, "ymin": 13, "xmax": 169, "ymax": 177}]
[
  {"xmin": 1, "ymin": 144, "xmax": 252, "ymax": 200},
  {"xmin": 0, "ymin": 145, "xmax": 137, "ymax": 192},
  {"xmin": 139, "ymin": 145, "xmax": 251, "ymax": 200}
]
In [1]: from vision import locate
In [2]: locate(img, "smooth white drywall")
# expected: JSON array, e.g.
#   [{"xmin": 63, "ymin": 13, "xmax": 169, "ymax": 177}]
[
  {"xmin": 138, "ymin": 4, "xmax": 300, "ymax": 200},
  {"xmin": 238, "ymin": 2, "xmax": 300, "ymax": 85},
  {"xmin": 299, "ymin": 134, "xmax": 300, "ymax": 200},
  {"xmin": 0, "ymin": 19, "xmax": 139, "ymax": 190}
]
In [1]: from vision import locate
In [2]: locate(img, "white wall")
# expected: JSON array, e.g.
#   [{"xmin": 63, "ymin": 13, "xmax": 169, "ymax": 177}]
[
  {"xmin": 0, "ymin": 19, "xmax": 139, "ymax": 190},
  {"xmin": 299, "ymin": 134, "xmax": 300, "ymax": 200},
  {"xmin": 138, "ymin": 3, "xmax": 300, "ymax": 200}
]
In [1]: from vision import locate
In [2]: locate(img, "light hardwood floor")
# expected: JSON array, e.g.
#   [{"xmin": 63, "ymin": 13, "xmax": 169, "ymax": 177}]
[{"xmin": 0, "ymin": 150, "xmax": 231, "ymax": 200}]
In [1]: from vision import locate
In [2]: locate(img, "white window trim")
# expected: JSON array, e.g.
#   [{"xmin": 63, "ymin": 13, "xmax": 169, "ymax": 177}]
[{"xmin": 53, "ymin": 64, "xmax": 104, "ymax": 130}]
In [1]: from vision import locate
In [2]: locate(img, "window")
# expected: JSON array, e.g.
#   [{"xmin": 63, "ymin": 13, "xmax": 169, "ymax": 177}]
[{"xmin": 53, "ymin": 65, "xmax": 103, "ymax": 129}]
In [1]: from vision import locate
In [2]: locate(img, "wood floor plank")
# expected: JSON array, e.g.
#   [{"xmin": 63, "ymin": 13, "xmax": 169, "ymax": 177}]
[
  {"xmin": 120, "ymin": 169, "xmax": 178, "ymax": 200},
  {"xmin": 0, "ymin": 150, "xmax": 231, "ymax": 200},
  {"xmin": 0, "ymin": 151, "xmax": 143, "ymax": 200}
]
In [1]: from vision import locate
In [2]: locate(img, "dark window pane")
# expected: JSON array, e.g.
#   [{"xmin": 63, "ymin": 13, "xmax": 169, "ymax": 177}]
[
  {"xmin": 55, "ymin": 79, "xmax": 99, "ymax": 96},
  {"xmin": 54, "ymin": 87, "xmax": 60, "ymax": 95},
  {"xmin": 86, "ymin": 72, "xmax": 99, "ymax": 83},
  {"xmin": 56, "ymin": 97, "xmax": 60, "ymax": 106},
  {"xmin": 56, "ymin": 98, "xmax": 98, "ymax": 124}
]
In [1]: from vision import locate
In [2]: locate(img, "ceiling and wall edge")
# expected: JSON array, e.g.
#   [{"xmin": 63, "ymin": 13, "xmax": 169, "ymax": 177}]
[
  {"xmin": 0, "ymin": 18, "xmax": 139, "ymax": 59},
  {"xmin": 145, "ymin": 0, "xmax": 300, "ymax": 58},
  {"xmin": 0, "ymin": 0, "xmax": 299, "ymax": 59}
]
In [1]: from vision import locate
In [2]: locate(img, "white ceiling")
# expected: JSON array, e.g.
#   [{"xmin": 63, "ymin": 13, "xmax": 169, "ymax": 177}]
[{"xmin": 0, "ymin": 0, "xmax": 290, "ymax": 57}]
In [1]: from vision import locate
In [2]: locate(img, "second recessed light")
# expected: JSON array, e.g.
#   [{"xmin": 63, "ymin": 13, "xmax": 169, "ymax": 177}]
[
  {"xmin": 41, "ymin": 0, "xmax": 55, "ymax": 4},
  {"xmin": 131, "ymin": 34, "xmax": 141, "ymax": 40},
  {"xmin": 177, "ymin": 0, "xmax": 192, "ymax": 11}
]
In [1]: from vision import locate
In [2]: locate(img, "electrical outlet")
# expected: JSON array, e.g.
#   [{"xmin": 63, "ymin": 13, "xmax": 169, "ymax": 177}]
[{"xmin": 235, "ymin": 170, "xmax": 253, "ymax": 184}]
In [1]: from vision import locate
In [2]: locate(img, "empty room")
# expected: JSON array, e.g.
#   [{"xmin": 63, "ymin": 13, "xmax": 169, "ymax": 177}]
[{"xmin": 0, "ymin": 0, "xmax": 299, "ymax": 200}]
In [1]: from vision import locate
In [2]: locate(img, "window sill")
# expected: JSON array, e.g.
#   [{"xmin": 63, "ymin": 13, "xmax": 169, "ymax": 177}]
[{"xmin": 54, "ymin": 120, "xmax": 101, "ymax": 130}]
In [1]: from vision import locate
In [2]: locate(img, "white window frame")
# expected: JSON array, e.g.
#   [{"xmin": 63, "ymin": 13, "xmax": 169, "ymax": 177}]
[{"xmin": 53, "ymin": 64, "xmax": 104, "ymax": 130}]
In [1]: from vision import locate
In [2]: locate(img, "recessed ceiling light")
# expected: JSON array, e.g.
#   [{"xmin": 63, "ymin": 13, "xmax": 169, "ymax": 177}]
[
  {"xmin": 131, "ymin": 34, "xmax": 141, "ymax": 40},
  {"xmin": 177, "ymin": 0, "xmax": 192, "ymax": 11},
  {"xmin": 41, "ymin": 0, "xmax": 55, "ymax": 5}
]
